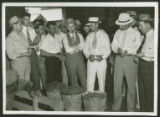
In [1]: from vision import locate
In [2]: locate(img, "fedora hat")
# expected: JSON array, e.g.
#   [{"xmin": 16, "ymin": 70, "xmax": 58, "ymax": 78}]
[
  {"xmin": 9, "ymin": 16, "xmax": 22, "ymax": 27},
  {"xmin": 66, "ymin": 18, "xmax": 75, "ymax": 26},
  {"xmin": 126, "ymin": 10, "xmax": 137, "ymax": 19},
  {"xmin": 115, "ymin": 13, "xmax": 133, "ymax": 25},
  {"xmin": 138, "ymin": 13, "xmax": 154, "ymax": 22},
  {"xmin": 88, "ymin": 17, "xmax": 102, "ymax": 24}
]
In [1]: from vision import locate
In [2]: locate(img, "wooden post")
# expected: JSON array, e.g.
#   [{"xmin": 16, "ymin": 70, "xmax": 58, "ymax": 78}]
[{"xmin": 33, "ymin": 96, "xmax": 38, "ymax": 111}]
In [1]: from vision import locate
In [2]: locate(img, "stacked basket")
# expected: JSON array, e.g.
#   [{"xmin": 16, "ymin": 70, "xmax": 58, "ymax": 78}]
[
  {"xmin": 61, "ymin": 86, "xmax": 84, "ymax": 111},
  {"xmin": 82, "ymin": 92, "xmax": 107, "ymax": 111},
  {"xmin": 45, "ymin": 81, "xmax": 65, "ymax": 111}
]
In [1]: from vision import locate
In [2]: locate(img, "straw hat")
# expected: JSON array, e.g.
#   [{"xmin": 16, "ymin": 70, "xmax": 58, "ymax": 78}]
[
  {"xmin": 115, "ymin": 13, "xmax": 133, "ymax": 25},
  {"xmin": 87, "ymin": 17, "xmax": 102, "ymax": 24},
  {"xmin": 9, "ymin": 16, "xmax": 22, "ymax": 27},
  {"xmin": 138, "ymin": 13, "xmax": 154, "ymax": 22},
  {"xmin": 126, "ymin": 10, "xmax": 137, "ymax": 19}
]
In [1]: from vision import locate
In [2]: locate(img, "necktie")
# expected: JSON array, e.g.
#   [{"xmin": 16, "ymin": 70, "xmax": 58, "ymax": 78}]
[
  {"xmin": 92, "ymin": 32, "xmax": 97, "ymax": 49},
  {"xmin": 26, "ymin": 27, "xmax": 32, "ymax": 45},
  {"xmin": 71, "ymin": 33, "xmax": 75, "ymax": 40},
  {"xmin": 137, "ymin": 35, "xmax": 146, "ymax": 53}
]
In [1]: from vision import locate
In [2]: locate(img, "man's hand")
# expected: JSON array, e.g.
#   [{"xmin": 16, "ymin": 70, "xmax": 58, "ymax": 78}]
[
  {"xmin": 73, "ymin": 47, "xmax": 80, "ymax": 53},
  {"xmin": 133, "ymin": 56, "xmax": 139, "ymax": 64},
  {"xmin": 58, "ymin": 54, "xmax": 65, "ymax": 62},
  {"xmin": 89, "ymin": 55, "xmax": 95, "ymax": 62},
  {"xmin": 96, "ymin": 55, "xmax": 103, "ymax": 62},
  {"xmin": 109, "ymin": 55, "xmax": 115, "ymax": 66},
  {"xmin": 136, "ymin": 52, "xmax": 145, "ymax": 58},
  {"xmin": 118, "ymin": 48, "xmax": 122, "ymax": 54},
  {"xmin": 18, "ymin": 51, "xmax": 31, "ymax": 58},
  {"xmin": 120, "ymin": 50, "xmax": 128, "ymax": 57}
]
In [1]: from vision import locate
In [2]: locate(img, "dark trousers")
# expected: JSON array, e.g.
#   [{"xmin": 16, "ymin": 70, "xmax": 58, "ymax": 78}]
[
  {"xmin": 46, "ymin": 56, "xmax": 62, "ymax": 83},
  {"xmin": 30, "ymin": 49, "xmax": 41, "ymax": 90},
  {"xmin": 65, "ymin": 52, "xmax": 87, "ymax": 90},
  {"xmin": 138, "ymin": 59, "xmax": 154, "ymax": 112}
]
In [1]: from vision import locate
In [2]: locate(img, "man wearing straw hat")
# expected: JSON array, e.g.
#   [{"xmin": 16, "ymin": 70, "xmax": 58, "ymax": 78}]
[
  {"xmin": 135, "ymin": 13, "xmax": 154, "ymax": 112},
  {"xmin": 6, "ymin": 16, "xmax": 31, "ymax": 90},
  {"xmin": 111, "ymin": 13, "xmax": 141, "ymax": 111},
  {"xmin": 126, "ymin": 10, "xmax": 141, "ymax": 110},
  {"xmin": 83, "ymin": 17, "xmax": 111, "ymax": 93},
  {"xmin": 63, "ymin": 18, "xmax": 87, "ymax": 90}
]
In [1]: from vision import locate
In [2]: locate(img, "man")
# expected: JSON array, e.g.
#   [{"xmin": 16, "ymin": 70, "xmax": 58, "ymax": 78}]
[
  {"xmin": 83, "ymin": 23, "xmax": 91, "ymax": 38},
  {"xmin": 83, "ymin": 17, "xmax": 111, "ymax": 93},
  {"xmin": 6, "ymin": 16, "xmax": 31, "ymax": 90},
  {"xmin": 41, "ymin": 21, "xmax": 64, "ymax": 83},
  {"xmin": 111, "ymin": 13, "xmax": 141, "ymax": 111},
  {"xmin": 63, "ymin": 18, "xmax": 86, "ymax": 90},
  {"xmin": 22, "ymin": 12, "xmax": 41, "ymax": 96},
  {"xmin": 136, "ymin": 14, "xmax": 154, "ymax": 112},
  {"xmin": 34, "ymin": 21, "xmax": 47, "ymax": 95},
  {"xmin": 125, "ymin": 10, "xmax": 141, "ymax": 109}
]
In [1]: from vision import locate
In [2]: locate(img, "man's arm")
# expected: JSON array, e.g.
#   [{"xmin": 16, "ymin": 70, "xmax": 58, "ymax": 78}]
[{"xmin": 40, "ymin": 49, "xmax": 61, "ymax": 58}]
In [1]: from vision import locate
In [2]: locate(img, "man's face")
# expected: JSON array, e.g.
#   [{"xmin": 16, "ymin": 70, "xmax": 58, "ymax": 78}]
[
  {"xmin": 37, "ymin": 25, "xmax": 45, "ymax": 35},
  {"xmin": 23, "ymin": 16, "xmax": 30, "ymax": 26},
  {"xmin": 138, "ymin": 21, "xmax": 148, "ymax": 34},
  {"xmin": 130, "ymin": 19, "xmax": 137, "ymax": 27},
  {"xmin": 67, "ymin": 23, "xmax": 76, "ymax": 33},
  {"xmin": 49, "ymin": 24, "xmax": 55, "ymax": 35},
  {"xmin": 14, "ymin": 21, "xmax": 23, "ymax": 32},
  {"xmin": 83, "ymin": 26, "xmax": 90, "ymax": 34},
  {"xmin": 119, "ymin": 24, "xmax": 130, "ymax": 30},
  {"xmin": 89, "ymin": 23, "xmax": 98, "ymax": 32}
]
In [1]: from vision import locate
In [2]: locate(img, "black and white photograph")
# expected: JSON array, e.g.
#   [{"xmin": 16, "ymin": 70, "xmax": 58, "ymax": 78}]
[{"xmin": 2, "ymin": 2, "xmax": 159, "ymax": 116}]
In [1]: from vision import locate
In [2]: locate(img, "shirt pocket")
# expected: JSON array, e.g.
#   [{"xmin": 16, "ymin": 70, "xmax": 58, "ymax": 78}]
[{"xmin": 128, "ymin": 37, "xmax": 137, "ymax": 48}]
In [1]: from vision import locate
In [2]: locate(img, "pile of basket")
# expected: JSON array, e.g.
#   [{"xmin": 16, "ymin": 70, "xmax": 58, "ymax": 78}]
[
  {"xmin": 82, "ymin": 92, "xmax": 107, "ymax": 111},
  {"xmin": 61, "ymin": 86, "xmax": 84, "ymax": 111},
  {"xmin": 45, "ymin": 81, "xmax": 65, "ymax": 111},
  {"xmin": 46, "ymin": 82, "xmax": 107, "ymax": 111}
]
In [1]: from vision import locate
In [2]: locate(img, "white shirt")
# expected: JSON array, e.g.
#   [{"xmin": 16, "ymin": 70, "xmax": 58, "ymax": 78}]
[
  {"xmin": 63, "ymin": 32, "xmax": 84, "ymax": 54},
  {"xmin": 6, "ymin": 31, "xmax": 29, "ymax": 60},
  {"xmin": 83, "ymin": 29, "xmax": 111, "ymax": 59},
  {"xmin": 111, "ymin": 27, "xmax": 141, "ymax": 55},
  {"xmin": 36, "ymin": 35, "xmax": 46, "ymax": 55},
  {"xmin": 141, "ymin": 29, "xmax": 154, "ymax": 61},
  {"xmin": 22, "ymin": 26, "xmax": 37, "ymax": 42},
  {"xmin": 41, "ymin": 33, "xmax": 64, "ymax": 54}
]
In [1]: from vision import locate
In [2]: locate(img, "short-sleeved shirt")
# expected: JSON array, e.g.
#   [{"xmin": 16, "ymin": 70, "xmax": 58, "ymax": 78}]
[
  {"xmin": 41, "ymin": 33, "xmax": 64, "ymax": 54},
  {"xmin": 6, "ymin": 31, "xmax": 29, "ymax": 60}
]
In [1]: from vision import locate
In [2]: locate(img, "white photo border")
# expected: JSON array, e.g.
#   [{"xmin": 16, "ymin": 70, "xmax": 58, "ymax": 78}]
[{"xmin": 2, "ymin": 2, "xmax": 159, "ymax": 116}]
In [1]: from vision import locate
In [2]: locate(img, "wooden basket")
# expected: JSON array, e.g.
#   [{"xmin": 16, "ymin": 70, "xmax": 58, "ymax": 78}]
[
  {"xmin": 61, "ymin": 86, "xmax": 84, "ymax": 111},
  {"xmin": 82, "ymin": 92, "xmax": 107, "ymax": 111}
]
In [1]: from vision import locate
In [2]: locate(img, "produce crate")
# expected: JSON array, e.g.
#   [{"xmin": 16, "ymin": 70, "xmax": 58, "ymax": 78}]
[{"xmin": 12, "ymin": 90, "xmax": 64, "ymax": 111}]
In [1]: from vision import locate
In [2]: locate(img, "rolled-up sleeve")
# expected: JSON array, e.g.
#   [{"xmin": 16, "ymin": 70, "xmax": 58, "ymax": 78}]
[
  {"xmin": 78, "ymin": 33, "xmax": 85, "ymax": 51},
  {"xmin": 6, "ymin": 37, "xmax": 19, "ymax": 59},
  {"xmin": 101, "ymin": 31, "xmax": 111, "ymax": 59},
  {"xmin": 83, "ymin": 35, "xmax": 91, "ymax": 59},
  {"xmin": 111, "ymin": 31, "xmax": 119, "ymax": 53}
]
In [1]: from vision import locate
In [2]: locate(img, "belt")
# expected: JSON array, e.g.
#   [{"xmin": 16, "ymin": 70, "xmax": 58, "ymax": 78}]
[
  {"xmin": 66, "ymin": 51, "xmax": 81, "ymax": 55},
  {"xmin": 117, "ymin": 54, "xmax": 134, "ymax": 57}
]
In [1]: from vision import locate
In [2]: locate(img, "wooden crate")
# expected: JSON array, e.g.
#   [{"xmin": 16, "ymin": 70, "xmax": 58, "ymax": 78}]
[{"xmin": 12, "ymin": 90, "xmax": 64, "ymax": 111}]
